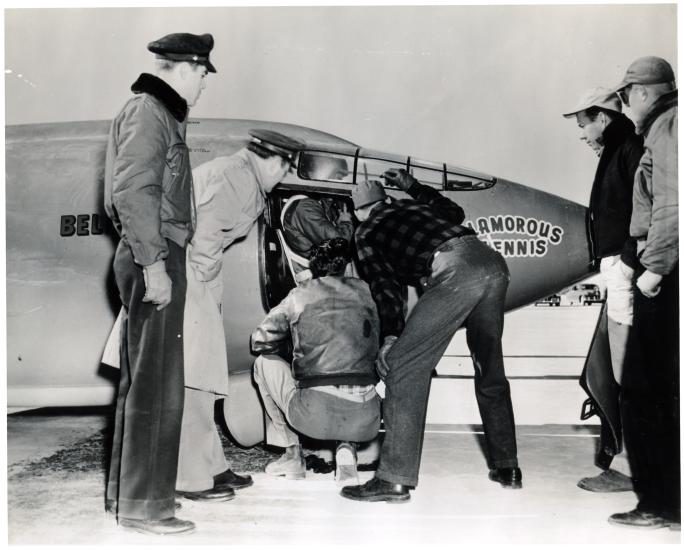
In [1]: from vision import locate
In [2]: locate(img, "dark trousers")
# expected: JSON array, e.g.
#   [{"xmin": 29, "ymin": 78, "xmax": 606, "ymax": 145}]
[
  {"xmin": 376, "ymin": 235, "xmax": 518, "ymax": 487},
  {"xmin": 106, "ymin": 240, "xmax": 186, "ymax": 520},
  {"xmin": 621, "ymin": 265, "xmax": 680, "ymax": 520}
]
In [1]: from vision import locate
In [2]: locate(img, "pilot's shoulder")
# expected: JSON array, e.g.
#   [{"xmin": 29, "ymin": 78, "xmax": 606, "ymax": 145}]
[{"xmin": 293, "ymin": 197, "xmax": 324, "ymax": 214}]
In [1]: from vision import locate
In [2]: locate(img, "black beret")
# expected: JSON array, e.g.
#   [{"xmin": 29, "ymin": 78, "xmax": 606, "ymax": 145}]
[
  {"xmin": 148, "ymin": 33, "xmax": 216, "ymax": 73},
  {"xmin": 249, "ymin": 129, "xmax": 306, "ymax": 162}
]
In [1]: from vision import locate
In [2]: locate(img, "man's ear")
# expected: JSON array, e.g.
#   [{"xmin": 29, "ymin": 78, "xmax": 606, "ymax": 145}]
[
  {"xmin": 178, "ymin": 62, "xmax": 190, "ymax": 80},
  {"xmin": 635, "ymin": 84, "xmax": 648, "ymax": 102}
]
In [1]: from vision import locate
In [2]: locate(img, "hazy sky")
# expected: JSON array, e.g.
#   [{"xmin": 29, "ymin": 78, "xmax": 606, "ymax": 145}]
[{"xmin": 4, "ymin": 4, "xmax": 678, "ymax": 204}]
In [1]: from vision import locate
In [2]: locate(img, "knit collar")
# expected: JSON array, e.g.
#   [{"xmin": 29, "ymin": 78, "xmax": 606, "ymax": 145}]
[{"xmin": 131, "ymin": 73, "xmax": 188, "ymax": 122}]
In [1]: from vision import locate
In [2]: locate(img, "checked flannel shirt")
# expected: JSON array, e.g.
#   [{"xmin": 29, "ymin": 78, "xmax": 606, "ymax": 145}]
[{"xmin": 354, "ymin": 182, "xmax": 474, "ymax": 339}]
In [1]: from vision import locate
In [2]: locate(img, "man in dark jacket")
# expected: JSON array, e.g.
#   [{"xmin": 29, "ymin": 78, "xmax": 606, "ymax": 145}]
[
  {"xmin": 609, "ymin": 56, "xmax": 679, "ymax": 530},
  {"xmin": 251, "ymin": 238, "xmax": 382, "ymax": 485},
  {"xmin": 563, "ymin": 87, "xmax": 643, "ymax": 492},
  {"xmin": 340, "ymin": 173, "xmax": 519, "ymax": 503},
  {"xmin": 281, "ymin": 196, "xmax": 354, "ymax": 259},
  {"xmin": 103, "ymin": 32, "xmax": 215, "ymax": 535}
]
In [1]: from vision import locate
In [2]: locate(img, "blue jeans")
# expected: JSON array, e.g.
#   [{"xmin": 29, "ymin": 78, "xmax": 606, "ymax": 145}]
[{"xmin": 377, "ymin": 235, "xmax": 518, "ymax": 487}]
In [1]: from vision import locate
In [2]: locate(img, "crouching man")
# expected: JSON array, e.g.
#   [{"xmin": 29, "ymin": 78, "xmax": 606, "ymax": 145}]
[{"xmin": 250, "ymin": 238, "xmax": 381, "ymax": 484}]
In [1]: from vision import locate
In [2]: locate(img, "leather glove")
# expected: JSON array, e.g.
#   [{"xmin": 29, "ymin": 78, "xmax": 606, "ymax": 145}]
[
  {"xmin": 142, "ymin": 260, "xmax": 172, "ymax": 310},
  {"xmin": 382, "ymin": 168, "xmax": 418, "ymax": 191},
  {"xmin": 375, "ymin": 335, "xmax": 398, "ymax": 381},
  {"xmin": 636, "ymin": 269, "xmax": 662, "ymax": 298}
]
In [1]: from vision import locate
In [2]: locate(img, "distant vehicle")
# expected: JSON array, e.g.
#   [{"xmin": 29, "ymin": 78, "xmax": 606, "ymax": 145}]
[
  {"xmin": 535, "ymin": 294, "xmax": 561, "ymax": 307},
  {"xmin": 562, "ymin": 283, "xmax": 603, "ymax": 306}
]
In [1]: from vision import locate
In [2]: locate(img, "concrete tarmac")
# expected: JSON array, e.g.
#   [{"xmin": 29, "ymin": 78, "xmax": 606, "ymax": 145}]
[{"xmin": 6, "ymin": 409, "xmax": 680, "ymax": 546}]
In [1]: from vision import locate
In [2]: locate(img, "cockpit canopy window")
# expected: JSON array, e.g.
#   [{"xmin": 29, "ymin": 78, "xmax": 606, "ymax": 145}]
[
  {"xmin": 355, "ymin": 157, "xmax": 404, "ymax": 185},
  {"xmin": 298, "ymin": 152, "xmax": 353, "ymax": 183},
  {"xmin": 406, "ymin": 166, "xmax": 443, "ymax": 188},
  {"xmin": 297, "ymin": 150, "xmax": 496, "ymax": 191}
]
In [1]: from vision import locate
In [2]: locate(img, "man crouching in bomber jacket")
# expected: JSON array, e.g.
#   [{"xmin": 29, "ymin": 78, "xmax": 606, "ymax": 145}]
[{"xmin": 250, "ymin": 238, "xmax": 382, "ymax": 485}]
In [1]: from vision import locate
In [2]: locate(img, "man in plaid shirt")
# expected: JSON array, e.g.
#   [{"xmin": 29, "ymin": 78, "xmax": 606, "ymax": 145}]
[{"xmin": 341, "ymin": 169, "xmax": 521, "ymax": 503}]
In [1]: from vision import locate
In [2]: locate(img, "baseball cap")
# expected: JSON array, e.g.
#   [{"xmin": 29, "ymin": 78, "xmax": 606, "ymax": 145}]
[{"xmin": 562, "ymin": 87, "xmax": 621, "ymax": 118}]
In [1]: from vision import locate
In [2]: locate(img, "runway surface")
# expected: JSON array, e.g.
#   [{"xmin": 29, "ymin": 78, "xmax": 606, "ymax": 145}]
[{"xmin": 7, "ymin": 409, "xmax": 680, "ymax": 545}]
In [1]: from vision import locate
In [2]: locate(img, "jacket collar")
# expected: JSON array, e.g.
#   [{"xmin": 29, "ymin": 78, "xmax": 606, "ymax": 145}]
[
  {"xmin": 635, "ymin": 89, "xmax": 678, "ymax": 136},
  {"xmin": 603, "ymin": 114, "xmax": 636, "ymax": 148},
  {"xmin": 131, "ymin": 73, "xmax": 188, "ymax": 122}
]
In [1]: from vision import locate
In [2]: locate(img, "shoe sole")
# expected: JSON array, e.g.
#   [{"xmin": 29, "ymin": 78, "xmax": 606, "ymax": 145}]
[
  {"xmin": 607, "ymin": 518, "xmax": 672, "ymax": 530},
  {"xmin": 118, "ymin": 520, "xmax": 196, "ymax": 536},
  {"xmin": 489, "ymin": 477, "xmax": 522, "ymax": 489},
  {"xmin": 578, "ymin": 485, "xmax": 632, "ymax": 493},
  {"xmin": 340, "ymin": 493, "xmax": 410, "ymax": 504},
  {"xmin": 120, "ymin": 524, "xmax": 196, "ymax": 536},
  {"xmin": 176, "ymin": 493, "xmax": 235, "ymax": 502}
]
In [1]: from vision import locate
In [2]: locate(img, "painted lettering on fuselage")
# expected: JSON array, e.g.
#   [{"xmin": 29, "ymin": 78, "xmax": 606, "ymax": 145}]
[
  {"xmin": 464, "ymin": 215, "xmax": 564, "ymax": 258},
  {"xmin": 60, "ymin": 214, "xmax": 106, "ymax": 237}
]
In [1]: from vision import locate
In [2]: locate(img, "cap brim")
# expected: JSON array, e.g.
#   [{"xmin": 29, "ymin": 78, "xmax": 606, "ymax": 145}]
[
  {"xmin": 610, "ymin": 81, "xmax": 629, "ymax": 93},
  {"xmin": 204, "ymin": 60, "xmax": 217, "ymax": 73},
  {"xmin": 562, "ymin": 110, "xmax": 580, "ymax": 118}
]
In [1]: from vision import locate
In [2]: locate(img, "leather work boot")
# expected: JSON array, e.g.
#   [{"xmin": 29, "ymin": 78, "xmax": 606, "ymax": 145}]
[
  {"xmin": 176, "ymin": 486, "xmax": 235, "ymax": 502},
  {"xmin": 118, "ymin": 516, "xmax": 196, "ymax": 535},
  {"xmin": 577, "ymin": 469, "xmax": 633, "ymax": 492},
  {"xmin": 214, "ymin": 469, "xmax": 254, "ymax": 491},
  {"xmin": 488, "ymin": 467, "xmax": 523, "ymax": 489},
  {"xmin": 608, "ymin": 509, "xmax": 673, "ymax": 529},
  {"xmin": 265, "ymin": 453, "xmax": 306, "ymax": 480},
  {"xmin": 340, "ymin": 476, "xmax": 411, "ymax": 503},
  {"xmin": 335, "ymin": 442, "xmax": 359, "ymax": 487}
]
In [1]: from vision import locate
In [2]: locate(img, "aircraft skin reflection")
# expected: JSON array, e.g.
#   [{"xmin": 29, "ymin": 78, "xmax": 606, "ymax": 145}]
[{"xmin": 6, "ymin": 118, "xmax": 595, "ymax": 444}]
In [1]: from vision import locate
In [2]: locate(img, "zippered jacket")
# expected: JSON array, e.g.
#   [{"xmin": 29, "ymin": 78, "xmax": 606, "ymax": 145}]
[
  {"xmin": 251, "ymin": 276, "xmax": 379, "ymax": 388},
  {"xmin": 104, "ymin": 73, "xmax": 194, "ymax": 265}
]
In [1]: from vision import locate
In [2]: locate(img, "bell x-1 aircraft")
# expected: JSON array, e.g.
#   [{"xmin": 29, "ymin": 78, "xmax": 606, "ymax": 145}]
[{"xmin": 6, "ymin": 118, "xmax": 609, "ymax": 448}]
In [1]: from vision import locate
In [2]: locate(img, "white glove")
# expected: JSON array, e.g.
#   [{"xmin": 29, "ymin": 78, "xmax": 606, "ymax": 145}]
[
  {"xmin": 375, "ymin": 335, "xmax": 398, "ymax": 380},
  {"xmin": 636, "ymin": 269, "xmax": 662, "ymax": 298},
  {"xmin": 142, "ymin": 260, "xmax": 172, "ymax": 310}
]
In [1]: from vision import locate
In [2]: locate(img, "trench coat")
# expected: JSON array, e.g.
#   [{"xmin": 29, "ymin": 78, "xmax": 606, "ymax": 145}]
[
  {"xmin": 101, "ymin": 273, "xmax": 228, "ymax": 394},
  {"xmin": 182, "ymin": 150, "xmax": 267, "ymax": 394}
]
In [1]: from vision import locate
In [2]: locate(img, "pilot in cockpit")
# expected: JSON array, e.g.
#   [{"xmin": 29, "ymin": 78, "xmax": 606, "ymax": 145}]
[{"xmin": 279, "ymin": 155, "xmax": 355, "ymax": 282}]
